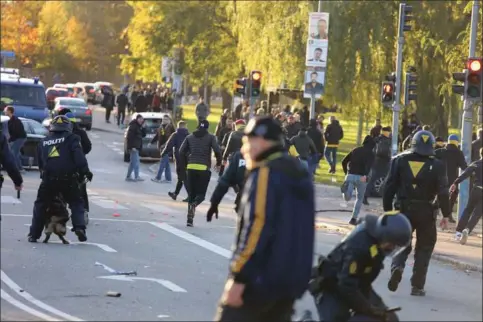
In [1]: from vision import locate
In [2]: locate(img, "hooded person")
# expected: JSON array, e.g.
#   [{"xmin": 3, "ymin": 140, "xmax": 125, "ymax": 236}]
[
  {"xmin": 324, "ymin": 116, "xmax": 344, "ymax": 173},
  {"xmin": 289, "ymin": 128, "xmax": 317, "ymax": 170},
  {"xmin": 179, "ymin": 119, "xmax": 222, "ymax": 227},
  {"xmin": 222, "ymin": 119, "xmax": 246, "ymax": 161}
]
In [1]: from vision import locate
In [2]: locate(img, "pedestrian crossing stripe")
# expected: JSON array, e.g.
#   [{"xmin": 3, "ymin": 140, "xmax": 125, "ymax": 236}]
[
  {"xmin": 421, "ymin": 135, "xmax": 429, "ymax": 143},
  {"xmin": 408, "ymin": 161, "xmax": 424, "ymax": 178},
  {"xmin": 48, "ymin": 146, "xmax": 60, "ymax": 158}
]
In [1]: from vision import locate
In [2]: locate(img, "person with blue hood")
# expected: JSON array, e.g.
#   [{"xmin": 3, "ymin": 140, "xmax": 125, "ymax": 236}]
[
  {"xmin": 165, "ymin": 121, "xmax": 190, "ymax": 202},
  {"xmin": 341, "ymin": 135, "xmax": 375, "ymax": 225},
  {"xmin": 434, "ymin": 134, "xmax": 467, "ymax": 222}
]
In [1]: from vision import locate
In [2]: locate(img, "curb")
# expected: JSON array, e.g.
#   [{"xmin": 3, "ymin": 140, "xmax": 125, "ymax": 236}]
[{"xmin": 314, "ymin": 220, "xmax": 482, "ymax": 273}]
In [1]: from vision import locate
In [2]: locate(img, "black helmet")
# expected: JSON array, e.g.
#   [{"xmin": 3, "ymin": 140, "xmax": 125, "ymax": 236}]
[
  {"xmin": 365, "ymin": 212, "xmax": 412, "ymax": 248},
  {"xmin": 50, "ymin": 115, "xmax": 72, "ymax": 132},
  {"xmin": 411, "ymin": 130, "xmax": 435, "ymax": 156}
]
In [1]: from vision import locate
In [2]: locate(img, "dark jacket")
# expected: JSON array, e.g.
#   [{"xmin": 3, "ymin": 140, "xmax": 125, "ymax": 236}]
[
  {"xmin": 230, "ymin": 146, "xmax": 314, "ymax": 303},
  {"xmin": 454, "ymin": 159, "xmax": 482, "ymax": 188},
  {"xmin": 215, "ymin": 115, "xmax": 228, "ymax": 138},
  {"xmin": 102, "ymin": 93, "xmax": 115, "ymax": 109},
  {"xmin": 126, "ymin": 120, "xmax": 146, "ymax": 151},
  {"xmin": 0, "ymin": 132, "xmax": 23, "ymax": 186},
  {"xmin": 317, "ymin": 215, "xmax": 386, "ymax": 316},
  {"xmin": 116, "ymin": 93, "xmax": 129, "ymax": 109},
  {"xmin": 161, "ymin": 127, "xmax": 189, "ymax": 164},
  {"xmin": 179, "ymin": 128, "xmax": 222, "ymax": 170},
  {"xmin": 38, "ymin": 132, "xmax": 89, "ymax": 176},
  {"xmin": 150, "ymin": 123, "xmax": 175, "ymax": 150},
  {"xmin": 217, "ymin": 126, "xmax": 232, "ymax": 146},
  {"xmin": 73, "ymin": 124, "xmax": 91, "ymax": 155},
  {"xmin": 130, "ymin": 91, "xmax": 139, "ymax": 105},
  {"xmin": 324, "ymin": 120, "xmax": 344, "ymax": 147},
  {"xmin": 234, "ymin": 103, "xmax": 243, "ymax": 120},
  {"xmin": 7, "ymin": 115, "xmax": 27, "ymax": 142},
  {"xmin": 223, "ymin": 129, "xmax": 244, "ymax": 161},
  {"xmin": 134, "ymin": 95, "xmax": 148, "ymax": 113},
  {"xmin": 370, "ymin": 125, "xmax": 382, "ymax": 138},
  {"xmin": 210, "ymin": 151, "xmax": 246, "ymax": 210},
  {"xmin": 285, "ymin": 122, "xmax": 302, "ymax": 139},
  {"xmin": 341, "ymin": 136, "xmax": 375, "ymax": 176},
  {"xmin": 307, "ymin": 119, "xmax": 325, "ymax": 155},
  {"xmin": 300, "ymin": 109, "xmax": 310, "ymax": 128},
  {"xmin": 382, "ymin": 151, "xmax": 451, "ymax": 218},
  {"xmin": 290, "ymin": 131, "xmax": 316, "ymax": 160},
  {"xmin": 434, "ymin": 144, "xmax": 467, "ymax": 185}
]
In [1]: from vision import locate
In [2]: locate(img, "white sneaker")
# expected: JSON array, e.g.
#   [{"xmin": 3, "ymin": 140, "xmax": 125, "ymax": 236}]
[
  {"xmin": 453, "ymin": 232, "xmax": 462, "ymax": 242},
  {"xmin": 460, "ymin": 229, "xmax": 469, "ymax": 245},
  {"xmin": 151, "ymin": 178, "xmax": 162, "ymax": 183}
]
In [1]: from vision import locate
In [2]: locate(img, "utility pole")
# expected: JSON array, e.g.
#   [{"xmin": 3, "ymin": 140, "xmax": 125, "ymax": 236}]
[
  {"xmin": 391, "ymin": 3, "xmax": 413, "ymax": 156},
  {"xmin": 309, "ymin": 0, "xmax": 323, "ymax": 119},
  {"xmin": 457, "ymin": 0, "xmax": 480, "ymax": 220}
]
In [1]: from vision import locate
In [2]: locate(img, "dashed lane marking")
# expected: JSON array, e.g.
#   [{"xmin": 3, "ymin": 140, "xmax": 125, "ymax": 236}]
[
  {"xmin": 90, "ymin": 199, "xmax": 128, "ymax": 210},
  {"xmin": 1, "ymin": 196, "xmax": 22, "ymax": 204},
  {"xmin": 1, "ymin": 289, "xmax": 61, "ymax": 321},
  {"xmin": 1, "ymin": 271, "xmax": 84, "ymax": 321}
]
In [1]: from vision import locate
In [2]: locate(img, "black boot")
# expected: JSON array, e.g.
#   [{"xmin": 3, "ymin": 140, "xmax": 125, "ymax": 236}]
[
  {"xmin": 28, "ymin": 235, "xmax": 37, "ymax": 243},
  {"xmin": 168, "ymin": 192, "xmax": 177, "ymax": 201},
  {"xmin": 388, "ymin": 267, "xmax": 403, "ymax": 292},
  {"xmin": 363, "ymin": 197, "xmax": 369, "ymax": 205},
  {"xmin": 74, "ymin": 228, "xmax": 87, "ymax": 242},
  {"xmin": 187, "ymin": 204, "xmax": 195, "ymax": 227}
]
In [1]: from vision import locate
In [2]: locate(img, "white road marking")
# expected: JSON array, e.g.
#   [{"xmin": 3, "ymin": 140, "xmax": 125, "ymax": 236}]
[
  {"xmin": 24, "ymin": 224, "xmax": 73, "ymax": 230},
  {"xmin": 142, "ymin": 203, "xmax": 178, "ymax": 214},
  {"xmin": 94, "ymin": 262, "xmax": 117, "ymax": 273},
  {"xmin": 1, "ymin": 196, "xmax": 21, "ymax": 204},
  {"xmin": 106, "ymin": 144, "xmax": 115, "ymax": 149},
  {"xmin": 112, "ymin": 142, "xmax": 123, "ymax": 145},
  {"xmin": 85, "ymin": 189, "xmax": 99, "ymax": 196},
  {"xmin": 1, "ymin": 289, "xmax": 61, "ymax": 321},
  {"xmin": 97, "ymin": 275, "xmax": 187, "ymax": 292},
  {"xmin": 118, "ymin": 152, "xmax": 124, "ymax": 155},
  {"xmin": 90, "ymin": 168, "xmax": 113, "ymax": 174},
  {"xmin": 40, "ymin": 241, "xmax": 117, "ymax": 252},
  {"xmin": 91, "ymin": 199, "xmax": 128, "ymax": 210},
  {"xmin": 112, "ymin": 147, "xmax": 122, "ymax": 152},
  {"xmin": 157, "ymin": 315, "xmax": 170, "ymax": 319},
  {"xmin": 1, "ymin": 270, "xmax": 84, "ymax": 321},
  {"xmin": 149, "ymin": 222, "xmax": 231, "ymax": 258}
]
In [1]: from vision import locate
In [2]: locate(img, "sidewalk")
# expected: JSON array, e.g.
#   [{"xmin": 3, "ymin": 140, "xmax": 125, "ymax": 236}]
[
  {"xmin": 315, "ymin": 193, "xmax": 483, "ymax": 272},
  {"xmin": 90, "ymin": 106, "xmax": 126, "ymax": 135}
]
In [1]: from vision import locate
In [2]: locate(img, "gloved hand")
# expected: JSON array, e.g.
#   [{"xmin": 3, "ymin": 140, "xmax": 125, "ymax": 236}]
[
  {"xmin": 207, "ymin": 204, "xmax": 219, "ymax": 222},
  {"xmin": 84, "ymin": 171, "xmax": 93, "ymax": 182}
]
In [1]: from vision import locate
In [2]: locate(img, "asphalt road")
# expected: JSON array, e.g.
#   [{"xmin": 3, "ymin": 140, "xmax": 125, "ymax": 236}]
[{"xmin": 1, "ymin": 120, "xmax": 482, "ymax": 321}]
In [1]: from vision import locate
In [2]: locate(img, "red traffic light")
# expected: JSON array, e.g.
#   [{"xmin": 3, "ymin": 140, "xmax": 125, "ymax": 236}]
[
  {"xmin": 468, "ymin": 59, "xmax": 482, "ymax": 72},
  {"xmin": 252, "ymin": 72, "xmax": 261, "ymax": 81},
  {"xmin": 383, "ymin": 84, "xmax": 393, "ymax": 93}
]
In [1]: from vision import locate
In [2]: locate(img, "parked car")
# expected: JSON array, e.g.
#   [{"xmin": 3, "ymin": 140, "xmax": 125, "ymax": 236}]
[
  {"xmin": 123, "ymin": 112, "xmax": 170, "ymax": 162},
  {"xmin": 52, "ymin": 84, "xmax": 84, "ymax": 99},
  {"xmin": 0, "ymin": 73, "xmax": 49, "ymax": 123},
  {"xmin": 45, "ymin": 87, "xmax": 69, "ymax": 110},
  {"xmin": 1, "ymin": 115, "xmax": 48, "ymax": 168},
  {"xmin": 50, "ymin": 97, "xmax": 92, "ymax": 130},
  {"xmin": 76, "ymin": 82, "xmax": 96, "ymax": 103},
  {"xmin": 93, "ymin": 81, "xmax": 113, "ymax": 105}
]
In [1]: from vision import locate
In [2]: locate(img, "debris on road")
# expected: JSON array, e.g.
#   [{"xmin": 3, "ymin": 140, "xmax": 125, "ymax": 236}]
[
  {"xmin": 113, "ymin": 271, "xmax": 137, "ymax": 276},
  {"xmin": 106, "ymin": 291, "xmax": 121, "ymax": 297}
]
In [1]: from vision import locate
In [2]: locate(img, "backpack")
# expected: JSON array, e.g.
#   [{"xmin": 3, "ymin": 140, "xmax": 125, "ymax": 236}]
[{"xmin": 375, "ymin": 137, "xmax": 391, "ymax": 158}]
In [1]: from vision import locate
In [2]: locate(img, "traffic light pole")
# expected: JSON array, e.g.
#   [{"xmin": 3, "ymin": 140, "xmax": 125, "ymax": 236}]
[
  {"xmin": 390, "ymin": 5, "xmax": 406, "ymax": 156},
  {"xmin": 457, "ymin": 0, "xmax": 480, "ymax": 220}
]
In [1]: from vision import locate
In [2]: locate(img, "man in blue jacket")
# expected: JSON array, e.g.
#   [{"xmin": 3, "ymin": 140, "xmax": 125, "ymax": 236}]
[
  {"xmin": 214, "ymin": 116, "xmax": 315, "ymax": 321},
  {"xmin": 165, "ymin": 121, "xmax": 190, "ymax": 201}
]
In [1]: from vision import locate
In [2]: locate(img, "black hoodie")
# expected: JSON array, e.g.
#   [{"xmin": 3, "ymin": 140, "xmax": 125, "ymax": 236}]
[
  {"xmin": 307, "ymin": 119, "xmax": 325, "ymax": 154},
  {"xmin": 324, "ymin": 120, "xmax": 344, "ymax": 146},
  {"xmin": 179, "ymin": 128, "xmax": 222, "ymax": 169},
  {"xmin": 341, "ymin": 136, "xmax": 375, "ymax": 175}
]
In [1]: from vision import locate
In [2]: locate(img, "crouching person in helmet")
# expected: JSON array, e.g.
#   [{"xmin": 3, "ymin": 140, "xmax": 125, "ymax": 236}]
[
  {"xmin": 28, "ymin": 115, "xmax": 93, "ymax": 243},
  {"xmin": 309, "ymin": 213, "xmax": 412, "ymax": 322}
]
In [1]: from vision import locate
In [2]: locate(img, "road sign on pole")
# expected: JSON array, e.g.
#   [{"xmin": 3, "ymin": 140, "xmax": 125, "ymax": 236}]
[{"xmin": 305, "ymin": 12, "xmax": 330, "ymax": 119}]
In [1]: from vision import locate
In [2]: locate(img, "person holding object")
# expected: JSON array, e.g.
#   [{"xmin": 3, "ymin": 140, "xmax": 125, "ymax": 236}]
[
  {"xmin": 341, "ymin": 135, "xmax": 375, "ymax": 225},
  {"xmin": 310, "ymin": 212, "xmax": 411, "ymax": 322},
  {"xmin": 383, "ymin": 130, "xmax": 450, "ymax": 297},
  {"xmin": 214, "ymin": 116, "xmax": 314, "ymax": 321},
  {"xmin": 450, "ymin": 147, "xmax": 483, "ymax": 245}
]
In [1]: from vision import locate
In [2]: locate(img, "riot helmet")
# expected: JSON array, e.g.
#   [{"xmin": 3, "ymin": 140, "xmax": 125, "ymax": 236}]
[
  {"xmin": 365, "ymin": 212, "xmax": 412, "ymax": 256},
  {"xmin": 50, "ymin": 115, "xmax": 72, "ymax": 133},
  {"xmin": 410, "ymin": 130, "xmax": 435, "ymax": 156}
]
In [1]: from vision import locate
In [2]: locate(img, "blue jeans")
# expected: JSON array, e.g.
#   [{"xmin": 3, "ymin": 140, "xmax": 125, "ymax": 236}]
[
  {"xmin": 324, "ymin": 147, "xmax": 337, "ymax": 171},
  {"xmin": 9, "ymin": 138, "xmax": 26, "ymax": 170},
  {"xmin": 343, "ymin": 174, "xmax": 367, "ymax": 219},
  {"xmin": 155, "ymin": 154, "xmax": 172, "ymax": 181},
  {"xmin": 126, "ymin": 149, "xmax": 140, "ymax": 179},
  {"xmin": 307, "ymin": 153, "xmax": 320, "ymax": 177}
]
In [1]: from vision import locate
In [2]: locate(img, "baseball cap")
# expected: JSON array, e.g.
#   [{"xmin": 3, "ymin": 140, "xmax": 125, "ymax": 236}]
[
  {"xmin": 198, "ymin": 119, "xmax": 209, "ymax": 129},
  {"xmin": 234, "ymin": 119, "xmax": 246, "ymax": 125},
  {"xmin": 244, "ymin": 116, "xmax": 283, "ymax": 141}
]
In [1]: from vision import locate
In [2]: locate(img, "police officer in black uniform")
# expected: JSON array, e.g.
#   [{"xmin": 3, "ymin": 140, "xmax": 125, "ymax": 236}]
[
  {"xmin": 1, "ymin": 129, "xmax": 23, "ymax": 222},
  {"xmin": 207, "ymin": 151, "xmax": 246, "ymax": 221},
  {"xmin": 28, "ymin": 115, "xmax": 93, "ymax": 243},
  {"xmin": 383, "ymin": 130, "xmax": 451, "ymax": 296},
  {"xmin": 310, "ymin": 212, "xmax": 412, "ymax": 322}
]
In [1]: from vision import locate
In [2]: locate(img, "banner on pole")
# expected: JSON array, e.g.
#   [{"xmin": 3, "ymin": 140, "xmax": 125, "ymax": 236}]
[
  {"xmin": 308, "ymin": 12, "xmax": 330, "ymax": 40},
  {"xmin": 303, "ymin": 70, "xmax": 325, "ymax": 98},
  {"xmin": 306, "ymin": 40, "xmax": 328, "ymax": 68},
  {"xmin": 161, "ymin": 57, "xmax": 172, "ymax": 82}
]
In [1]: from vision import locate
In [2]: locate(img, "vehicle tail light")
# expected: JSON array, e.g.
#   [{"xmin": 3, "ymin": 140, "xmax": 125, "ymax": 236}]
[{"xmin": 86, "ymin": 109, "xmax": 92, "ymax": 115}]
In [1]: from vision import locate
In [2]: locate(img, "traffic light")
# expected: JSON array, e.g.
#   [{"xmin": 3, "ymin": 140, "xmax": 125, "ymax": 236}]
[
  {"xmin": 250, "ymin": 70, "xmax": 262, "ymax": 97},
  {"xmin": 399, "ymin": 4, "xmax": 413, "ymax": 34},
  {"xmin": 404, "ymin": 72, "xmax": 417, "ymax": 106},
  {"xmin": 452, "ymin": 70, "xmax": 467, "ymax": 97},
  {"xmin": 381, "ymin": 81, "xmax": 395, "ymax": 107},
  {"xmin": 234, "ymin": 78, "xmax": 246, "ymax": 96},
  {"xmin": 466, "ymin": 57, "xmax": 482, "ymax": 102}
]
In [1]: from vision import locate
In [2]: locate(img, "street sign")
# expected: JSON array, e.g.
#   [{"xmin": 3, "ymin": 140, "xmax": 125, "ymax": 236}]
[{"xmin": 0, "ymin": 51, "xmax": 16, "ymax": 59}]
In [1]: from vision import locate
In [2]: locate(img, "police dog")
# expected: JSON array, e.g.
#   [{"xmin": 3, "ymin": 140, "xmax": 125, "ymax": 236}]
[{"xmin": 43, "ymin": 196, "xmax": 70, "ymax": 244}]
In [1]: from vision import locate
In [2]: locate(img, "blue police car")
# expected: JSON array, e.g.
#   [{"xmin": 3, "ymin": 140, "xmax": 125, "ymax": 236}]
[{"xmin": 0, "ymin": 73, "xmax": 49, "ymax": 123}]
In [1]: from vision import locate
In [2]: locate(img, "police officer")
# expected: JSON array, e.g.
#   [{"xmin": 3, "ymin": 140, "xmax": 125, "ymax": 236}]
[
  {"xmin": 434, "ymin": 134, "xmax": 467, "ymax": 222},
  {"xmin": 383, "ymin": 130, "xmax": 451, "ymax": 296},
  {"xmin": 206, "ymin": 151, "xmax": 246, "ymax": 222},
  {"xmin": 28, "ymin": 115, "xmax": 93, "ymax": 243},
  {"xmin": 310, "ymin": 213, "xmax": 412, "ymax": 322},
  {"xmin": 1, "ymin": 129, "xmax": 23, "ymax": 222},
  {"xmin": 214, "ymin": 116, "xmax": 314, "ymax": 322}
]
